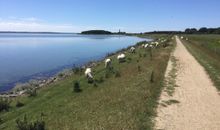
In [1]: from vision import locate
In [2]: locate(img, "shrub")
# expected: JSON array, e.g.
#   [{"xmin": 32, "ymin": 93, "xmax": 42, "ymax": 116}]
[
  {"xmin": 98, "ymin": 76, "xmax": 104, "ymax": 83},
  {"xmin": 72, "ymin": 67, "xmax": 82, "ymax": 74},
  {"xmin": 16, "ymin": 101, "xmax": 24, "ymax": 108},
  {"xmin": 73, "ymin": 81, "xmax": 81, "ymax": 93},
  {"xmin": 138, "ymin": 65, "xmax": 141, "ymax": 72},
  {"xmin": 139, "ymin": 53, "xmax": 142, "ymax": 58},
  {"xmin": 0, "ymin": 98, "xmax": 11, "ymax": 112},
  {"xmin": 93, "ymin": 82, "xmax": 98, "ymax": 87},
  {"xmin": 27, "ymin": 89, "xmax": 37, "ymax": 97},
  {"xmin": 127, "ymin": 57, "xmax": 132, "ymax": 62},
  {"xmin": 16, "ymin": 115, "xmax": 45, "ymax": 130},
  {"xmin": 150, "ymin": 71, "xmax": 154, "ymax": 83},
  {"xmin": 58, "ymin": 73, "xmax": 64, "ymax": 78}
]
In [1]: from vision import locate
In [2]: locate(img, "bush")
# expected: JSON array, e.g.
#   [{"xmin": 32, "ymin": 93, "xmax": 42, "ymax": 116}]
[
  {"xmin": 73, "ymin": 81, "xmax": 81, "ymax": 92},
  {"xmin": 16, "ymin": 101, "xmax": 24, "ymax": 108},
  {"xmin": 58, "ymin": 73, "xmax": 64, "ymax": 78},
  {"xmin": 98, "ymin": 76, "xmax": 104, "ymax": 83},
  {"xmin": 27, "ymin": 89, "xmax": 37, "ymax": 97},
  {"xmin": 150, "ymin": 71, "xmax": 154, "ymax": 83},
  {"xmin": 0, "ymin": 98, "xmax": 11, "ymax": 112},
  {"xmin": 127, "ymin": 57, "xmax": 132, "ymax": 63},
  {"xmin": 16, "ymin": 115, "xmax": 45, "ymax": 130},
  {"xmin": 138, "ymin": 65, "xmax": 141, "ymax": 72},
  {"xmin": 139, "ymin": 53, "xmax": 142, "ymax": 58},
  {"xmin": 72, "ymin": 67, "xmax": 83, "ymax": 75}
]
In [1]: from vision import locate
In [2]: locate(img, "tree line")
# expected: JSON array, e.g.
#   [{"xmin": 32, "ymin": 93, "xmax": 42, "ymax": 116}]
[{"xmin": 185, "ymin": 27, "xmax": 220, "ymax": 34}]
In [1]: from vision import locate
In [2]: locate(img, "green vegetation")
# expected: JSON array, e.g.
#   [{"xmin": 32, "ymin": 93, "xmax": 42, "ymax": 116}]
[
  {"xmin": 0, "ymin": 98, "xmax": 11, "ymax": 112},
  {"xmin": 0, "ymin": 36, "xmax": 174, "ymax": 129},
  {"xmin": 165, "ymin": 55, "xmax": 178, "ymax": 96},
  {"xmin": 182, "ymin": 34, "xmax": 220, "ymax": 90},
  {"xmin": 16, "ymin": 115, "xmax": 45, "ymax": 130},
  {"xmin": 81, "ymin": 30, "xmax": 112, "ymax": 34},
  {"xmin": 185, "ymin": 27, "xmax": 220, "ymax": 34}
]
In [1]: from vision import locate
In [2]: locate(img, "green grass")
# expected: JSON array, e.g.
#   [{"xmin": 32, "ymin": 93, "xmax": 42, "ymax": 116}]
[
  {"xmin": 0, "ymin": 37, "xmax": 174, "ymax": 130},
  {"xmin": 181, "ymin": 34, "xmax": 220, "ymax": 90},
  {"xmin": 133, "ymin": 34, "xmax": 172, "ymax": 39}
]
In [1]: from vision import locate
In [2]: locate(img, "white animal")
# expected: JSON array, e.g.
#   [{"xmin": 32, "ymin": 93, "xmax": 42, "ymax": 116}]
[
  {"xmin": 142, "ymin": 44, "xmax": 145, "ymax": 48},
  {"xmin": 105, "ymin": 58, "xmax": 112, "ymax": 68},
  {"xmin": 130, "ymin": 47, "xmax": 135, "ymax": 53},
  {"xmin": 155, "ymin": 42, "xmax": 159, "ymax": 47},
  {"xmin": 117, "ymin": 53, "xmax": 126, "ymax": 62},
  {"xmin": 181, "ymin": 36, "xmax": 184, "ymax": 39},
  {"xmin": 85, "ymin": 68, "xmax": 93, "ymax": 79},
  {"xmin": 144, "ymin": 44, "xmax": 149, "ymax": 48},
  {"xmin": 149, "ymin": 44, "xmax": 153, "ymax": 48}
]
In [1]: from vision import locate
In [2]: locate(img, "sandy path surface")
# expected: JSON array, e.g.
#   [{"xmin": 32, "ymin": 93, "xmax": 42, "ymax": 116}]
[{"xmin": 154, "ymin": 36, "xmax": 220, "ymax": 130}]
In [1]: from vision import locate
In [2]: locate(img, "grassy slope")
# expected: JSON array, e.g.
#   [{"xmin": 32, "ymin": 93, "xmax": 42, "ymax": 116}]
[
  {"xmin": 181, "ymin": 34, "xmax": 220, "ymax": 90},
  {"xmin": 0, "ymin": 37, "xmax": 174, "ymax": 130}
]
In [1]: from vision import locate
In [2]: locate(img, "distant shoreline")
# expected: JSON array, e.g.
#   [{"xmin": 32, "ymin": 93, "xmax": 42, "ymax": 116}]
[{"xmin": 0, "ymin": 31, "xmax": 76, "ymax": 34}]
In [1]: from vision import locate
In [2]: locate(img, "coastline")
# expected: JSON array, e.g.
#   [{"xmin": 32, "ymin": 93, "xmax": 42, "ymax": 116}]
[{"xmin": 0, "ymin": 38, "xmax": 151, "ymax": 97}]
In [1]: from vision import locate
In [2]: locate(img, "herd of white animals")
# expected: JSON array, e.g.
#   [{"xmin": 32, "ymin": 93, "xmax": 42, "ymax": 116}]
[{"xmin": 84, "ymin": 39, "xmax": 168, "ymax": 81}]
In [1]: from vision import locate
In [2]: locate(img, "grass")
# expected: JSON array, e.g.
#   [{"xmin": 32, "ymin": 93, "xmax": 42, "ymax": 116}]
[
  {"xmin": 181, "ymin": 34, "xmax": 220, "ymax": 90},
  {"xmin": 0, "ymin": 36, "xmax": 174, "ymax": 130},
  {"xmin": 164, "ymin": 55, "xmax": 179, "ymax": 96}
]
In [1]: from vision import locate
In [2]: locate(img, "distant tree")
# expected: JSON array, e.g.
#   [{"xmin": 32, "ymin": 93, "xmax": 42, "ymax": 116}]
[
  {"xmin": 215, "ymin": 27, "xmax": 220, "ymax": 34},
  {"xmin": 81, "ymin": 30, "xmax": 112, "ymax": 34},
  {"xmin": 185, "ymin": 28, "xmax": 197, "ymax": 34},
  {"xmin": 199, "ymin": 27, "xmax": 208, "ymax": 33}
]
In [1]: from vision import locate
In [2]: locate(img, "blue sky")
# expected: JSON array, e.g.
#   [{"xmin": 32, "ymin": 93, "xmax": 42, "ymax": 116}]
[{"xmin": 0, "ymin": 0, "xmax": 219, "ymax": 33}]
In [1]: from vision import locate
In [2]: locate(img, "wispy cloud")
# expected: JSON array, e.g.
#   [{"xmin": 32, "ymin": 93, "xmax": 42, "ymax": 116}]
[
  {"xmin": 0, "ymin": 17, "xmax": 83, "ymax": 32},
  {"xmin": 0, "ymin": 17, "xmax": 129, "ymax": 33}
]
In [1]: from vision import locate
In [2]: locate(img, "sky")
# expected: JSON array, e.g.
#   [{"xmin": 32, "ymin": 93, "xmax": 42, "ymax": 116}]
[{"xmin": 0, "ymin": 0, "xmax": 219, "ymax": 33}]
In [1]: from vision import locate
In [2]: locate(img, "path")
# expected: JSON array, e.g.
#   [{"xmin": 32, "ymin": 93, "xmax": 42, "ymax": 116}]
[{"xmin": 154, "ymin": 36, "xmax": 220, "ymax": 130}]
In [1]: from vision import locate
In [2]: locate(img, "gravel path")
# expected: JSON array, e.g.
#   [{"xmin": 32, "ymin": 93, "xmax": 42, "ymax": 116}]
[{"xmin": 154, "ymin": 36, "xmax": 220, "ymax": 130}]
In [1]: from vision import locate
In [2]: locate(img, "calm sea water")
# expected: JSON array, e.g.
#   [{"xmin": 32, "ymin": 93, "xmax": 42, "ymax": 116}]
[{"xmin": 0, "ymin": 33, "xmax": 148, "ymax": 92}]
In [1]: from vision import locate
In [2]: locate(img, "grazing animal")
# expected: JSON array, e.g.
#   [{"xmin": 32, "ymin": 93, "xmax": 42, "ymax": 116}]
[
  {"xmin": 142, "ymin": 44, "xmax": 145, "ymax": 48},
  {"xmin": 85, "ymin": 68, "xmax": 93, "ymax": 80},
  {"xmin": 144, "ymin": 44, "xmax": 149, "ymax": 48},
  {"xmin": 155, "ymin": 42, "xmax": 159, "ymax": 47},
  {"xmin": 181, "ymin": 36, "xmax": 184, "ymax": 39},
  {"xmin": 130, "ymin": 47, "xmax": 135, "ymax": 53},
  {"xmin": 149, "ymin": 44, "xmax": 153, "ymax": 48},
  {"xmin": 117, "ymin": 53, "xmax": 126, "ymax": 62},
  {"xmin": 105, "ymin": 58, "xmax": 112, "ymax": 68}
]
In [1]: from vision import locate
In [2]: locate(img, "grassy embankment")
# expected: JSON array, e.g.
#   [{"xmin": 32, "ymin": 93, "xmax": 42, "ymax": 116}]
[
  {"xmin": 181, "ymin": 34, "xmax": 220, "ymax": 90},
  {"xmin": 0, "ymin": 35, "xmax": 174, "ymax": 130}
]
